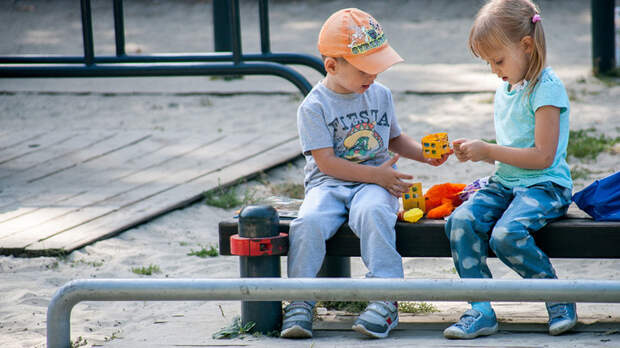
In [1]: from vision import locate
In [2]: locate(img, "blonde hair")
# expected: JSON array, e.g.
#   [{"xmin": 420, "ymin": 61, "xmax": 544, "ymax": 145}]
[{"xmin": 469, "ymin": 0, "xmax": 546, "ymax": 95}]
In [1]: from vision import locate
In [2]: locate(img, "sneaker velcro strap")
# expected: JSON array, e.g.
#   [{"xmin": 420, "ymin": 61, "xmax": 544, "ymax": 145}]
[
  {"xmin": 365, "ymin": 301, "xmax": 396, "ymax": 317},
  {"xmin": 284, "ymin": 302, "xmax": 313, "ymax": 310},
  {"xmin": 283, "ymin": 307, "xmax": 310, "ymax": 318},
  {"xmin": 283, "ymin": 302, "xmax": 313, "ymax": 319},
  {"xmin": 461, "ymin": 309, "xmax": 481, "ymax": 319}
]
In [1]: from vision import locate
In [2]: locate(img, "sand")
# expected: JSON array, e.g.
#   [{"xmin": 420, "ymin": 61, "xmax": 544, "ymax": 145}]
[{"xmin": 1, "ymin": 0, "xmax": 619, "ymax": 347}]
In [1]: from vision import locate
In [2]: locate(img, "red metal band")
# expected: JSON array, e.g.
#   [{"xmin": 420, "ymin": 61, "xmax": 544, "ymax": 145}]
[{"xmin": 229, "ymin": 233, "xmax": 289, "ymax": 256}]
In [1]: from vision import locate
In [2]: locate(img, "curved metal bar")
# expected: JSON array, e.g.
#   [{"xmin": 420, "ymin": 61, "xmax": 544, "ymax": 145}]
[
  {"xmin": 0, "ymin": 53, "xmax": 326, "ymax": 75},
  {"xmin": 257, "ymin": 53, "xmax": 325, "ymax": 75},
  {"xmin": 48, "ymin": 277, "xmax": 620, "ymax": 348},
  {"xmin": 0, "ymin": 62, "xmax": 313, "ymax": 95}
]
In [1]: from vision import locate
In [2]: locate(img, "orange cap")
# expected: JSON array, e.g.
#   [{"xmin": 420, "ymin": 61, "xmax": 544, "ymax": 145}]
[{"xmin": 318, "ymin": 8, "xmax": 403, "ymax": 75}]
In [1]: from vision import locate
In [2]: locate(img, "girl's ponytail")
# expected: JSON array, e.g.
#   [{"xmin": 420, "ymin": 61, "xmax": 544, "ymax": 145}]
[{"xmin": 524, "ymin": 12, "xmax": 546, "ymax": 95}]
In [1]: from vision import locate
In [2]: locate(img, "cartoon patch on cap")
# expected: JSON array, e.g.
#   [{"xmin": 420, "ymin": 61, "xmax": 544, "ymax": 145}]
[{"xmin": 348, "ymin": 16, "xmax": 386, "ymax": 55}]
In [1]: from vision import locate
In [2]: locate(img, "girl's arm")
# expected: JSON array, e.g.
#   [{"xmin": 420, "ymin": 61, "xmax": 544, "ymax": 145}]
[
  {"xmin": 454, "ymin": 105, "xmax": 560, "ymax": 169},
  {"xmin": 311, "ymin": 147, "xmax": 413, "ymax": 197},
  {"xmin": 389, "ymin": 133, "xmax": 451, "ymax": 166}
]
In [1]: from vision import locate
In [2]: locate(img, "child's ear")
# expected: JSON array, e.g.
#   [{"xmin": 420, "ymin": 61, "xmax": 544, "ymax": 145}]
[
  {"xmin": 324, "ymin": 57, "xmax": 339, "ymax": 74},
  {"xmin": 521, "ymin": 35, "xmax": 534, "ymax": 54}
]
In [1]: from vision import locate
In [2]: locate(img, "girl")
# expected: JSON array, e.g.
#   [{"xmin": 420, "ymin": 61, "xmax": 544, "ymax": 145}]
[{"xmin": 444, "ymin": 0, "xmax": 576, "ymax": 339}]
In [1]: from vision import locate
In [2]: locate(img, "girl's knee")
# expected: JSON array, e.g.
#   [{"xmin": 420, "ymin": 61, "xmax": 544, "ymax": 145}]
[
  {"xmin": 488, "ymin": 225, "xmax": 527, "ymax": 256},
  {"xmin": 446, "ymin": 208, "xmax": 476, "ymax": 236},
  {"xmin": 450, "ymin": 206, "xmax": 476, "ymax": 224}
]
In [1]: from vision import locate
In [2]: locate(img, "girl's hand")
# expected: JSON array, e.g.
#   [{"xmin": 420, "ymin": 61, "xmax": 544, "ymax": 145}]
[
  {"xmin": 452, "ymin": 138, "xmax": 490, "ymax": 162},
  {"xmin": 452, "ymin": 139, "xmax": 469, "ymax": 162},
  {"xmin": 376, "ymin": 154, "xmax": 414, "ymax": 197}
]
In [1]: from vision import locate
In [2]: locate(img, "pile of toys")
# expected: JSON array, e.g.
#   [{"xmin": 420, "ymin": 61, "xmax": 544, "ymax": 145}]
[
  {"xmin": 400, "ymin": 182, "xmax": 466, "ymax": 222},
  {"xmin": 398, "ymin": 133, "xmax": 487, "ymax": 222}
]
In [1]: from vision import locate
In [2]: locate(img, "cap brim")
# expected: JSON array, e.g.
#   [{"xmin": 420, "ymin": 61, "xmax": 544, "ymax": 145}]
[{"xmin": 344, "ymin": 44, "xmax": 404, "ymax": 75}]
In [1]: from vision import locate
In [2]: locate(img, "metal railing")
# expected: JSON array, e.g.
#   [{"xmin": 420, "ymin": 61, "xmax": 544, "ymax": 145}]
[
  {"xmin": 0, "ymin": 0, "xmax": 325, "ymax": 95},
  {"xmin": 48, "ymin": 277, "xmax": 620, "ymax": 348}
]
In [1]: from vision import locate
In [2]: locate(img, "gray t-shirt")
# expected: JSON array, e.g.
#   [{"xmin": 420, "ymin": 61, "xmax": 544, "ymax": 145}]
[{"xmin": 297, "ymin": 81, "xmax": 402, "ymax": 191}]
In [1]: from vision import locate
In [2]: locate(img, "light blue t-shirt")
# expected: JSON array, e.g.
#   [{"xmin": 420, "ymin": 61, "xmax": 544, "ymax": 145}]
[
  {"xmin": 493, "ymin": 67, "xmax": 572, "ymax": 189},
  {"xmin": 297, "ymin": 81, "xmax": 401, "ymax": 192}
]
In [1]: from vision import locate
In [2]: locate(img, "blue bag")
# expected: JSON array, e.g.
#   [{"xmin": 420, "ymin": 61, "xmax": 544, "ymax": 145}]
[{"xmin": 572, "ymin": 172, "xmax": 620, "ymax": 221}]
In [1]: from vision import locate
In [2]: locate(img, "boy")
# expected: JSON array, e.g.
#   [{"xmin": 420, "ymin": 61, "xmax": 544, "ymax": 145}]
[{"xmin": 281, "ymin": 8, "xmax": 451, "ymax": 339}]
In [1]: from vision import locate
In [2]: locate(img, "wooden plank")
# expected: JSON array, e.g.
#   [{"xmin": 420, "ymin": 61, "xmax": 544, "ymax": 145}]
[
  {"xmin": 0, "ymin": 131, "xmax": 129, "ymax": 205},
  {"xmin": 0, "ymin": 131, "xmax": 116, "ymax": 181},
  {"xmin": 2, "ymin": 128, "xmax": 297, "ymax": 253},
  {"xmin": 0, "ymin": 131, "xmax": 147, "ymax": 187},
  {"xmin": 0, "ymin": 132, "xmax": 227, "ymax": 222},
  {"xmin": 0, "ymin": 132, "xmax": 46, "ymax": 181},
  {"xmin": 0, "ymin": 130, "xmax": 47, "ymax": 152},
  {"xmin": 0, "ymin": 132, "xmax": 217, "ymax": 212},
  {"xmin": 0, "ymin": 133, "xmax": 240, "ymax": 245},
  {"xmin": 0, "ymin": 130, "xmax": 76, "ymax": 165},
  {"xmin": 26, "ymin": 136, "xmax": 301, "ymax": 255},
  {"xmin": 0, "ymin": 131, "xmax": 155, "ymax": 225}
]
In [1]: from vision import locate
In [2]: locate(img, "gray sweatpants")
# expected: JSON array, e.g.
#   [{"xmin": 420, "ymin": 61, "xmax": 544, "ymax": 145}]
[{"xmin": 287, "ymin": 183, "xmax": 404, "ymax": 279}]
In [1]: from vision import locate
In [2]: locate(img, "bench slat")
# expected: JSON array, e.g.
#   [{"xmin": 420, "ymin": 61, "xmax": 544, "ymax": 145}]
[{"xmin": 219, "ymin": 217, "xmax": 620, "ymax": 259}]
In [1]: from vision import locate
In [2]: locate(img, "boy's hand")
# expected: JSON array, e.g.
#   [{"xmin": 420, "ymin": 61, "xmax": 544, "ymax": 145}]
[
  {"xmin": 377, "ymin": 154, "xmax": 414, "ymax": 197},
  {"xmin": 452, "ymin": 138, "xmax": 489, "ymax": 162},
  {"xmin": 425, "ymin": 148, "xmax": 453, "ymax": 166}
]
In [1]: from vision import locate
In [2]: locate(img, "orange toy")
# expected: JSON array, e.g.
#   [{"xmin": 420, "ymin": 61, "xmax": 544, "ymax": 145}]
[{"xmin": 424, "ymin": 183, "xmax": 466, "ymax": 219}]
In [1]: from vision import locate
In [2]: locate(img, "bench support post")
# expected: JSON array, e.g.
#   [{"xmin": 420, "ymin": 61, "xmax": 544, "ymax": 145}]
[
  {"xmin": 318, "ymin": 256, "xmax": 351, "ymax": 278},
  {"xmin": 236, "ymin": 205, "xmax": 283, "ymax": 333}
]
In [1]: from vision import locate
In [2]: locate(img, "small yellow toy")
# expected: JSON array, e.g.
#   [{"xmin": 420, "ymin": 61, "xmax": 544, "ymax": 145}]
[
  {"xmin": 402, "ymin": 183, "xmax": 425, "ymax": 212},
  {"xmin": 422, "ymin": 132, "xmax": 450, "ymax": 159},
  {"xmin": 400, "ymin": 208, "xmax": 424, "ymax": 223}
]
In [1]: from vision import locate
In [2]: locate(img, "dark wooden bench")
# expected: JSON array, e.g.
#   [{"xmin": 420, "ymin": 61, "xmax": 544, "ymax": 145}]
[
  {"xmin": 219, "ymin": 215, "xmax": 620, "ymax": 261},
  {"xmin": 219, "ymin": 210, "xmax": 620, "ymax": 333}
]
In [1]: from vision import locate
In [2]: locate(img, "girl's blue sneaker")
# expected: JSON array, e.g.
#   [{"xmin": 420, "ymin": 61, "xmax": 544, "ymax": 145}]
[
  {"xmin": 546, "ymin": 302, "xmax": 578, "ymax": 336},
  {"xmin": 443, "ymin": 308, "xmax": 498, "ymax": 339}
]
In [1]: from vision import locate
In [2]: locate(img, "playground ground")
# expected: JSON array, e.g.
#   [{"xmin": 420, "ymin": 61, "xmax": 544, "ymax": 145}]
[{"xmin": 1, "ymin": 0, "xmax": 619, "ymax": 347}]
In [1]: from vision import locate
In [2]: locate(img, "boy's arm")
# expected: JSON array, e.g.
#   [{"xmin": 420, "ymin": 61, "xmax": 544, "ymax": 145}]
[
  {"xmin": 388, "ymin": 133, "xmax": 425, "ymax": 162},
  {"xmin": 311, "ymin": 147, "xmax": 413, "ymax": 197},
  {"xmin": 453, "ymin": 105, "xmax": 560, "ymax": 169},
  {"xmin": 389, "ymin": 133, "xmax": 451, "ymax": 166}
]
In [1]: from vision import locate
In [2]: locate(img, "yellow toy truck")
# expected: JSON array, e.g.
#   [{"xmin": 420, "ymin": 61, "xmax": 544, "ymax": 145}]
[{"xmin": 402, "ymin": 183, "xmax": 425, "ymax": 212}]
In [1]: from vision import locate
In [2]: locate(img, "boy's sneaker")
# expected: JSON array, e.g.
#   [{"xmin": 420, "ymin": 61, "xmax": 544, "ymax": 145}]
[
  {"xmin": 546, "ymin": 302, "xmax": 578, "ymax": 336},
  {"xmin": 352, "ymin": 301, "xmax": 399, "ymax": 338},
  {"xmin": 280, "ymin": 301, "xmax": 314, "ymax": 339},
  {"xmin": 443, "ymin": 308, "xmax": 498, "ymax": 339}
]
